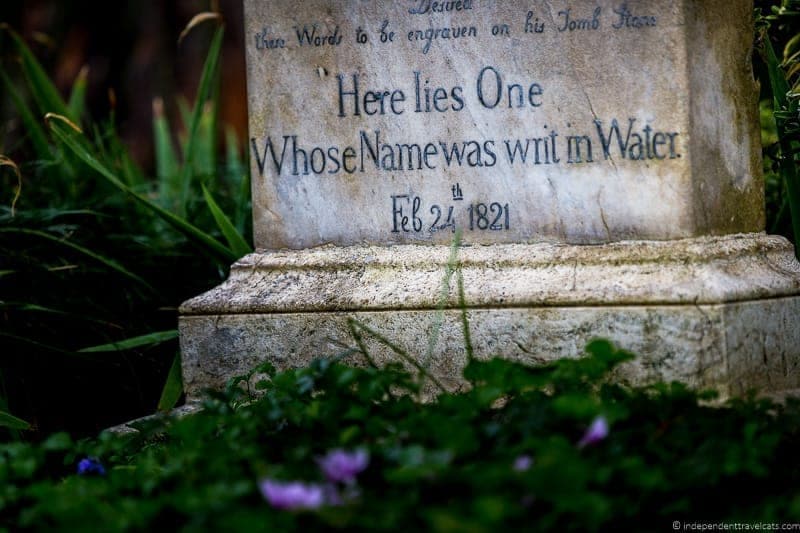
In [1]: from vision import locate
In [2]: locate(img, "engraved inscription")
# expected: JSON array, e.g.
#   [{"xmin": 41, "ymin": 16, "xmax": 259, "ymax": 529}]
[
  {"xmin": 390, "ymin": 189, "xmax": 510, "ymax": 234},
  {"xmin": 408, "ymin": 0, "xmax": 474, "ymax": 15},
  {"xmin": 244, "ymin": 1, "xmax": 689, "ymax": 248},
  {"xmin": 295, "ymin": 24, "xmax": 343, "ymax": 47},
  {"xmin": 557, "ymin": 6, "xmax": 602, "ymax": 32}
]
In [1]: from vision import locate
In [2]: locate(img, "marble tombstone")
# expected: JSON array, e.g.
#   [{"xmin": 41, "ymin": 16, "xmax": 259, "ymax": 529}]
[{"xmin": 180, "ymin": 0, "xmax": 800, "ymax": 399}]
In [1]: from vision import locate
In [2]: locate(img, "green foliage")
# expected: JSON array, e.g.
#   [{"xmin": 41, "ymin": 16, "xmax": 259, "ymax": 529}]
[
  {"xmin": 756, "ymin": 0, "xmax": 800, "ymax": 248},
  {"xmin": 0, "ymin": 411, "xmax": 30, "ymax": 431},
  {"xmin": 156, "ymin": 353, "xmax": 184, "ymax": 412},
  {"xmin": 762, "ymin": 31, "xmax": 800, "ymax": 253},
  {"xmin": 2, "ymin": 346, "xmax": 799, "ymax": 531},
  {"xmin": 0, "ymin": 19, "xmax": 251, "ymax": 435},
  {"xmin": 78, "ymin": 330, "xmax": 179, "ymax": 353}
]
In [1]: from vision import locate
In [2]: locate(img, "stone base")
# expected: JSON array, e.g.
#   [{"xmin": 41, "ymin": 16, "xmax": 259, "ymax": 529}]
[{"xmin": 179, "ymin": 233, "xmax": 800, "ymax": 400}]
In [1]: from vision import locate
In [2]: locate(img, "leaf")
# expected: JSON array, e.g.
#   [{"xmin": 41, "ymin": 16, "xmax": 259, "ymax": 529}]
[
  {"xmin": 202, "ymin": 184, "xmax": 252, "ymax": 258},
  {"xmin": 0, "ymin": 301, "xmax": 115, "ymax": 326},
  {"xmin": 194, "ymin": 101, "xmax": 216, "ymax": 179},
  {"xmin": 42, "ymin": 432, "xmax": 72, "ymax": 451},
  {"xmin": 67, "ymin": 65, "xmax": 89, "ymax": 123},
  {"xmin": 152, "ymin": 97, "xmax": 179, "ymax": 202},
  {"xmin": 0, "ymin": 332, "xmax": 74, "ymax": 354},
  {"xmin": 178, "ymin": 12, "xmax": 223, "ymax": 45},
  {"xmin": 764, "ymin": 36, "xmax": 800, "ymax": 258},
  {"xmin": 0, "ymin": 155, "xmax": 22, "ymax": 216},
  {"xmin": 177, "ymin": 26, "xmax": 224, "ymax": 216},
  {"xmin": 44, "ymin": 112, "xmax": 82, "ymax": 133},
  {"xmin": 425, "ymin": 230, "xmax": 459, "ymax": 366},
  {"xmin": 0, "ymin": 410, "xmax": 31, "ymax": 431},
  {"xmin": 117, "ymin": 145, "xmax": 147, "ymax": 188},
  {"xmin": 783, "ymin": 33, "xmax": 800, "ymax": 64},
  {"xmin": 2, "ymin": 301, "xmax": 69, "ymax": 315},
  {"xmin": 177, "ymin": 96, "xmax": 192, "ymax": 134},
  {"xmin": 157, "ymin": 352, "xmax": 184, "ymax": 411},
  {"xmin": 225, "ymin": 127, "xmax": 244, "ymax": 181},
  {"xmin": 224, "ymin": 127, "xmax": 249, "ymax": 233},
  {"xmin": 2, "ymin": 25, "xmax": 71, "ymax": 119},
  {"xmin": 0, "ymin": 227, "xmax": 155, "ymax": 291},
  {"xmin": 452, "ymin": 231, "xmax": 474, "ymax": 364},
  {"xmin": 78, "ymin": 329, "xmax": 179, "ymax": 353},
  {"xmin": 101, "ymin": 124, "xmax": 146, "ymax": 188},
  {"xmin": 0, "ymin": 70, "xmax": 51, "ymax": 158},
  {"xmin": 46, "ymin": 116, "xmax": 237, "ymax": 264},
  {"xmin": 348, "ymin": 318, "xmax": 447, "ymax": 393}
]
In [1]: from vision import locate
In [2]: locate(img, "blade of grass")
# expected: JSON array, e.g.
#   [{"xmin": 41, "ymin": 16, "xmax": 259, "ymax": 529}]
[
  {"xmin": 456, "ymin": 267, "xmax": 474, "ymax": 364},
  {"xmin": 1, "ymin": 301, "xmax": 73, "ymax": 315},
  {"xmin": 153, "ymin": 97, "xmax": 179, "ymax": 205},
  {"xmin": 202, "ymin": 184, "xmax": 252, "ymax": 258},
  {"xmin": 347, "ymin": 318, "xmax": 446, "ymax": 393},
  {"xmin": 94, "ymin": 118, "xmax": 146, "ymax": 188},
  {"xmin": 118, "ymin": 148, "xmax": 147, "ymax": 188},
  {"xmin": 0, "ymin": 207, "xmax": 108, "ymax": 224},
  {"xmin": 78, "ymin": 329, "xmax": 179, "ymax": 353},
  {"xmin": 0, "ymin": 301, "xmax": 119, "ymax": 326},
  {"xmin": 177, "ymin": 26, "xmax": 224, "ymax": 217},
  {"xmin": 178, "ymin": 13, "xmax": 223, "ymax": 44},
  {"xmin": 425, "ymin": 231, "xmax": 460, "ymax": 368},
  {"xmin": 0, "ymin": 391, "xmax": 22, "ymax": 440},
  {"xmin": 0, "ymin": 227, "xmax": 155, "ymax": 291},
  {"xmin": 346, "ymin": 318, "xmax": 380, "ymax": 369},
  {"xmin": 0, "ymin": 155, "xmax": 22, "ymax": 216},
  {"xmin": 0, "ymin": 409, "xmax": 31, "ymax": 431},
  {"xmin": 157, "ymin": 352, "xmax": 184, "ymax": 411},
  {"xmin": 0, "ymin": 332, "xmax": 75, "ymax": 354},
  {"xmin": 783, "ymin": 33, "xmax": 800, "ymax": 63},
  {"xmin": 67, "ymin": 65, "xmax": 89, "ymax": 124},
  {"xmin": 47, "ymin": 116, "xmax": 237, "ymax": 264},
  {"xmin": 208, "ymin": 48, "xmax": 221, "ymax": 182},
  {"xmin": 764, "ymin": 36, "xmax": 800, "ymax": 256},
  {"xmin": 194, "ymin": 102, "xmax": 215, "ymax": 180},
  {"xmin": 235, "ymin": 170, "xmax": 251, "ymax": 238},
  {"xmin": 183, "ymin": 14, "xmax": 223, "ymax": 182},
  {"xmin": 225, "ymin": 127, "xmax": 250, "ymax": 234},
  {"xmin": 0, "ymin": 333, "xmax": 110, "ymax": 363},
  {"xmin": 2, "ymin": 25, "xmax": 71, "ymax": 119},
  {"xmin": 177, "ymin": 96, "xmax": 192, "ymax": 139},
  {"xmin": 0, "ymin": 70, "xmax": 51, "ymax": 159}
]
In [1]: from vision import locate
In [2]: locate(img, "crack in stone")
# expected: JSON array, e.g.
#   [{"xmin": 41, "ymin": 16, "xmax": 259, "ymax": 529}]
[
  {"xmin": 546, "ymin": 177, "xmax": 566, "ymax": 238},
  {"xmin": 598, "ymin": 193, "xmax": 612, "ymax": 241},
  {"xmin": 542, "ymin": 0, "xmax": 619, "ymax": 175}
]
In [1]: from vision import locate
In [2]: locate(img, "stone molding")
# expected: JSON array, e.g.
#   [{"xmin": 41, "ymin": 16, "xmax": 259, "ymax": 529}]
[{"xmin": 181, "ymin": 233, "xmax": 800, "ymax": 314}]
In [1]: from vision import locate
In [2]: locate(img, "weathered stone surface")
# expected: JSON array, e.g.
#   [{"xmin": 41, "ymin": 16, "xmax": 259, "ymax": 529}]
[
  {"xmin": 181, "ymin": 234, "xmax": 800, "ymax": 314},
  {"xmin": 179, "ymin": 233, "xmax": 800, "ymax": 398},
  {"xmin": 178, "ymin": 0, "xmax": 800, "ymax": 400},
  {"xmin": 244, "ymin": 0, "xmax": 761, "ymax": 248},
  {"xmin": 179, "ymin": 296, "xmax": 800, "ymax": 399}
]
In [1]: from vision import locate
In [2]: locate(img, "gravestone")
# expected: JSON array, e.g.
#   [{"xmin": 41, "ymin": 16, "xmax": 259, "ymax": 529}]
[{"xmin": 180, "ymin": 0, "xmax": 800, "ymax": 398}]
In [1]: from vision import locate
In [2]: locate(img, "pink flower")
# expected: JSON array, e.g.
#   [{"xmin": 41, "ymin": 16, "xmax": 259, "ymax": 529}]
[
  {"xmin": 259, "ymin": 479, "xmax": 325, "ymax": 510},
  {"xmin": 317, "ymin": 448, "xmax": 369, "ymax": 484},
  {"xmin": 513, "ymin": 455, "xmax": 534, "ymax": 472},
  {"xmin": 578, "ymin": 415, "xmax": 609, "ymax": 448}
]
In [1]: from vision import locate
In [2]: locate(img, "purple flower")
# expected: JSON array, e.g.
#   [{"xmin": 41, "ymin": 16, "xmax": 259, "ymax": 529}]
[
  {"xmin": 513, "ymin": 454, "xmax": 533, "ymax": 472},
  {"xmin": 259, "ymin": 479, "xmax": 325, "ymax": 510},
  {"xmin": 77, "ymin": 457, "xmax": 106, "ymax": 476},
  {"xmin": 578, "ymin": 415, "xmax": 609, "ymax": 448},
  {"xmin": 317, "ymin": 448, "xmax": 369, "ymax": 484}
]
